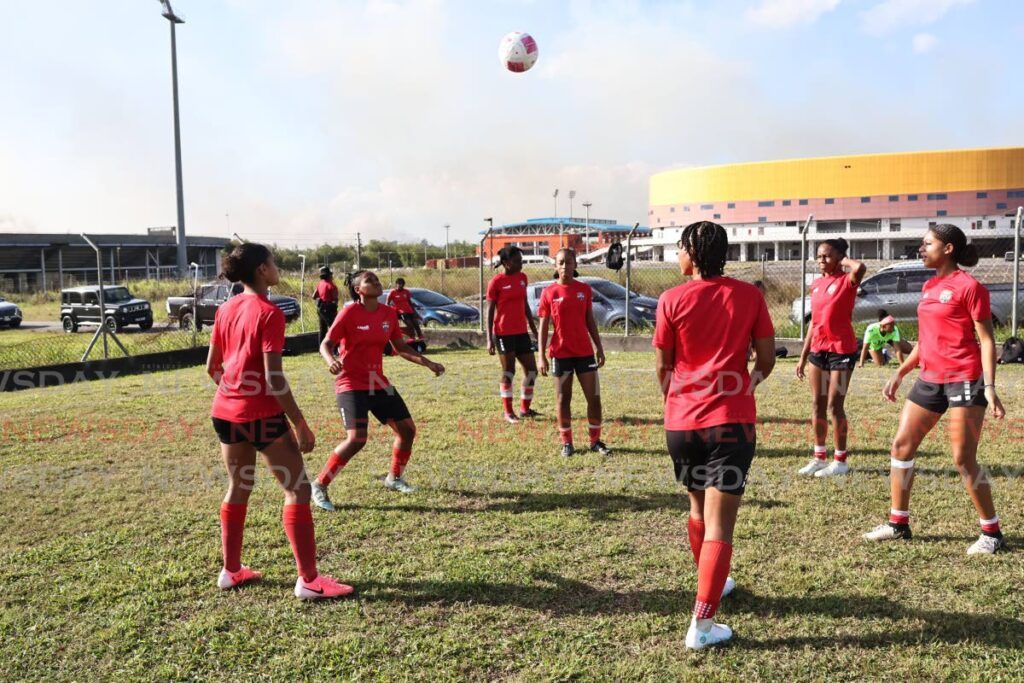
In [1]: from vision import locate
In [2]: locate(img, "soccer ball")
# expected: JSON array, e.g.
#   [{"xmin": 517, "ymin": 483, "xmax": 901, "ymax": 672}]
[{"xmin": 499, "ymin": 31, "xmax": 538, "ymax": 73}]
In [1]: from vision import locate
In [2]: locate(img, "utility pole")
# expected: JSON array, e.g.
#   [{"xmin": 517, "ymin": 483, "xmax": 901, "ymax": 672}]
[
  {"xmin": 444, "ymin": 224, "xmax": 450, "ymax": 261},
  {"xmin": 356, "ymin": 232, "xmax": 362, "ymax": 270},
  {"xmin": 158, "ymin": 0, "xmax": 189, "ymax": 277}
]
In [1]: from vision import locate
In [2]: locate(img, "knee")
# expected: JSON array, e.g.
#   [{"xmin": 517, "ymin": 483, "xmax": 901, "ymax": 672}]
[
  {"xmin": 398, "ymin": 422, "xmax": 417, "ymax": 443},
  {"xmin": 288, "ymin": 480, "xmax": 311, "ymax": 505},
  {"xmin": 952, "ymin": 450, "xmax": 977, "ymax": 474},
  {"xmin": 890, "ymin": 436, "xmax": 913, "ymax": 459},
  {"xmin": 812, "ymin": 396, "xmax": 827, "ymax": 415}
]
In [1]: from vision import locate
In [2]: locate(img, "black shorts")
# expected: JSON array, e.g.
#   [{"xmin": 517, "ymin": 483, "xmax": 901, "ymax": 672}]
[
  {"xmin": 666, "ymin": 423, "xmax": 755, "ymax": 495},
  {"xmin": 497, "ymin": 333, "xmax": 533, "ymax": 355},
  {"xmin": 551, "ymin": 355, "xmax": 598, "ymax": 377},
  {"xmin": 809, "ymin": 350, "xmax": 858, "ymax": 371},
  {"xmin": 212, "ymin": 413, "xmax": 291, "ymax": 451},
  {"xmin": 398, "ymin": 312, "xmax": 419, "ymax": 326},
  {"xmin": 336, "ymin": 389, "xmax": 411, "ymax": 430},
  {"xmin": 907, "ymin": 377, "xmax": 988, "ymax": 414}
]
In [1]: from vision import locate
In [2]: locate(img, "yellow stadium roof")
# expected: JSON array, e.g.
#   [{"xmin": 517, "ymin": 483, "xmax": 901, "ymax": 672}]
[{"xmin": 649, "ymin": 147, "xmax": 1024, "ymax": 205}]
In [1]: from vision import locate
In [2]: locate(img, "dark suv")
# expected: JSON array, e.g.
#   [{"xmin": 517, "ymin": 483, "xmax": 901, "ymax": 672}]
[
  {"xmin": 60, "ymin": 286, "xmax": 154, "ymax": 333},
  {"xmin": 166, "ymin": 282, "xmax": 301, "ymax": 330},
  {"xmin": 0, "ymin": 297, "xmax": 23, "ymax": 328}
]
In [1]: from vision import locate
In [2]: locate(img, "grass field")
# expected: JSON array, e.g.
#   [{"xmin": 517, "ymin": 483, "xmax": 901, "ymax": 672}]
[{"xmin": 1, "ymin": 350, "xmax": 1023, "ymax": 681}]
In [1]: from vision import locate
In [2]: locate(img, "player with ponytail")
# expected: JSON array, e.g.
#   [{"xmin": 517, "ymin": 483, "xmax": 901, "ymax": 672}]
[{"xmin": 486, "ymin": 245, "xmax": 540, "ymax": 423}]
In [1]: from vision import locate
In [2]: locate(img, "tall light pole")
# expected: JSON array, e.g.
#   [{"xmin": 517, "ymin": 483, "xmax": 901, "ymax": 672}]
[
  {"xmin": 158, "ymin": 0, "xmax": 188, "ymax": 278},
  {"xmin": 552, "ymin": 188, "xmax": 559, "ymax": 218},
  {"xmin": 569, "ymin": 190, "xmax": 576, "ymax": 220},
  {"xmin": 582, "ymin": 201, "xmax": 592, "ymax": 255},
  {"xmin": 444, "ymin": 224, "xmax": 450, "ymax": 261}
]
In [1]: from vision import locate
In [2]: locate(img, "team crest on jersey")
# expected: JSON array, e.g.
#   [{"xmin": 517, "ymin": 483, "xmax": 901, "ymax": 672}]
[
  {"xmin": 812, "ymin": 287, "xmax": 819, "ymax": 294},
  {"xmin": 939, "ymin": 289, "xmax": 953, "ymax": 304},
  {"xmin": 382, "ymin": 321, "xmax": 391, "ymax": 331},
  {"xmin": 520, "ymin": 280, "xmax": 526, "ymax": 287},
  {"xmin": 827, "ymin": 283, "xmax": 838, "ymax": 295},
  {"xmin": 576, "ymin": 292, "xmax": 585, "ymax": 300}
]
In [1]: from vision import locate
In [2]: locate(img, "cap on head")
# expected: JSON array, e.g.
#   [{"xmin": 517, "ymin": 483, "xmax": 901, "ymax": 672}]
[{"xmin": 880, "ymin": 315, "xmax": 896, "ymax": 325}]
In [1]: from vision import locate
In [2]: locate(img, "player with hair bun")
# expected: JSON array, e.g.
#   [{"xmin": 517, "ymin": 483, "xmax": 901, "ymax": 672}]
[{"xmin": 486, "ymin": 245, "xmax": 540, "ymax": 423}]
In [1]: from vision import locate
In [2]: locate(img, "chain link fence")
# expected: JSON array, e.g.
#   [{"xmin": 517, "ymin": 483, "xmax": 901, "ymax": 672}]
[{"xmin": 2, "ymin": 218, "xmax": 1022, "ymax": 372}]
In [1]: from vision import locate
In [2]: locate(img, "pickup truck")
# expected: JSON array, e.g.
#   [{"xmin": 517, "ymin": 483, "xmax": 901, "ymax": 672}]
[
  {"xmin": 166, "ymin": 282, "xmax": 301, "ymax": 330},
  {"xmin": 791, "ymin": 262, "xmax": 1024, "ymax": 326}
]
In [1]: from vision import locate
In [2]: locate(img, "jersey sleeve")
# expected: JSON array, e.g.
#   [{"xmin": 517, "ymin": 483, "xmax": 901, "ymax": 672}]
[
  {"xmin": 537, "ymin": 288, "xmax": 551, "ymax": 318},
  {"xmin": 863, "ymin": 326, "xmax": 873, "ymax": 344},
  {"xmin": 486, "ymin": 276, "xmax": 499, "ymax": 302},
  {"xmin": 752, "ymin": 292, "xmax": 775, "ymax": 339},
  {"xmin": 385, "ymin": 290, "xmax": 396, "ymax": 306},
  {"xmin": 326, "ymin": 306, "xmax": 348, "ymax": 345},
  {"xmin": 651, "ymin": 294, "xmax": 675, "ymax": 350},
  {"xmin": 964, "ymin": 280, "xmax": 991, "ymax": 322},
  {"xmin": 211, "ymin": 306, "xmax": 224, "ymax": 348},
  {"xmin": 262, "ymin": 307, "xmax": 286, "ymax": 353}
]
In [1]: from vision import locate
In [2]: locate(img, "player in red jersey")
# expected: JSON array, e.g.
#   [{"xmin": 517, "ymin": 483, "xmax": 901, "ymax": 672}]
[
  {"xmin": 207, "ymin": 243, "xmax": 352, "ymax": 600},
  {"xmin": 387, "ymin": 278, "xmax": 424, "ymax": 344},
  {"xmin": 653, "ymin": 222, "xmax": 776, "ymax": 649},
  {"xmin": 313, "ymin": 266, "xmax": 339, "ymax": 344},
  {"xmin": 795, "ymin": 237, "xmax": 866, "ymax": 477},
  {"xmin": 486, "ymin": 246, "xmax": 540, "ymax": 423},
  {"xmin": 864, "ymin": 224, "xmax": 1007, "ymax": 554},
  {"xmin": 538, "ymin": 248, "xmax": 610, "ymax": 457},
  {"xmin": 311, "ymin": 270, "xmax": 445, "ymax": 510}
]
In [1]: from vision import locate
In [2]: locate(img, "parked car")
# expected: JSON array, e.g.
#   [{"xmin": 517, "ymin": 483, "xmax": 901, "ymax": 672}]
[
  {"xmin": 0, "ymin": 297, "xmax": 23, "ymax": 328},
  {"xmin": 60, "ymin": 285, "xmax": 153, "ymax": 333},
  {"xmin": 790, "ymin": 262, "xmax": 1024, "ymax": 325},
  {"xmin": 376, "ymin": 288, "xmax": 480, "ymax": 326},
  {"xmin": 526, "ymin": 276, "xmax": 658, "ymax": 328},
  {"xmin": 166, "ymin": 282, "xmax": 301, "ymax": 330}
]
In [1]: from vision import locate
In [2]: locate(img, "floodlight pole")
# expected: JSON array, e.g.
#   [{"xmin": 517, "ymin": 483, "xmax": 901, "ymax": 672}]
[
  {"xmin": 582, "ymin": 202, "xmax": 592, "ymax": 255},
  {"xmin": 1012, "ymin": 206, "xmax": 1023, "ymax": 337},
  {"xmin": 81, "ymin": 234, "xmax": 129, "ymax": 362},
  {"xmin": 799, "ymin": 214, "xmax": 814, "ymax": 341},
  {"xmin": 624, "ymin": 222, "xmax": 640, "ymax": 338},
  {"xmin": 158, "ymin": 1, "xmax": 189, "ymax": 278}
]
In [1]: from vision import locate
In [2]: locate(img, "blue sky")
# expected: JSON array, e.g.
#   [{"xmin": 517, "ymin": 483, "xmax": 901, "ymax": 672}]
[{"xmin": 1, "ymin": 0, "xmax": 1020, "ymax": 246}]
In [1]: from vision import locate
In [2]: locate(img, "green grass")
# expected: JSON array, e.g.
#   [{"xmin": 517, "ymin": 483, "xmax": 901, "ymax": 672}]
[{"xmin": 1, "ymin": 351, "xmax": 1022, "ymax": 680}]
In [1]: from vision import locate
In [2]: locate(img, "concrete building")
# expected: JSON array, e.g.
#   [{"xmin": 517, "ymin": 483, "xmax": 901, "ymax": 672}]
[
  {"xmin": 477, "ymin": 217, "xmax": 653, "ymax": 263},
  {"xmin": 649, "ymin": 147, "xmax": 1024, "ymax": 261},
  {"xmin": 0, "ymin": 230, "xmax": 228, "ymax": 292}
]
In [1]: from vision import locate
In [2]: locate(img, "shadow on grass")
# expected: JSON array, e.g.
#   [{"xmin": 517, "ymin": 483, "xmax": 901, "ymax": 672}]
[
  {"xmin": 358, "ymin": 573, "xmax": 1024, "ymax": 648},
  {"xmin": 755, "ymin": 447, "xmax": 894, "ymax": 460},
  {"xmin": 335, "ymin": 489, "xmax": 785, "ymax": 520}
]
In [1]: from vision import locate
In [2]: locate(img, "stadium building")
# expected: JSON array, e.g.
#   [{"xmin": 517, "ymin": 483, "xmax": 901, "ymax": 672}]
[
  {"xmin": 649, "ymin": 147, "xmax": 1024, "ymax": 262},
  {"xmin": 478, "ymin": 217, "xmax": 653, "ymax": 264}
]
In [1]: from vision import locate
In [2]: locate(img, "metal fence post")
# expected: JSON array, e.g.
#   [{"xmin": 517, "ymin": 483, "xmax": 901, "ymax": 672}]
[
  {"xmin": 624, "ymin": 222, "xmax": 639, "ymax": 337},
  {"xmin": 298, "ymin": 254, "xmax": 306, "ymax": 334},
  {"xmin": 80, "ymin": 233, "xmax": 129, "ymax": 362},
  {"xmin": 799, "ymin": 214, "xmax": 814, "ymax": 341},
  {"xmin": 479, "ymin": 228, "xmax": 492, "ymax": 333},
  {"xmin": 1012, "ymin": 206, "xmax": 1023, "ymax": 338}
]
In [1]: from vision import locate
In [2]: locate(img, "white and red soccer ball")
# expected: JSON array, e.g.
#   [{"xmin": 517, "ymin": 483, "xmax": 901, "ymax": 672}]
[{"xmin": 499, "ymin": 31, "xmax": 538, "ymax": 73}]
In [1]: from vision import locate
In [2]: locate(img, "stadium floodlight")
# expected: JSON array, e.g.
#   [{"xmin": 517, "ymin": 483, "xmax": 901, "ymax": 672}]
[
  {"xmin": 569, "ymin": 190, "xmax": 576, "ymax": 221},
  {"xmin": 158, "ymin": 0, "xmax": 184, "ymax": 23},
  {"xmin": 157, "ymin": 0, "xmax": 188, "ymax": 278}
]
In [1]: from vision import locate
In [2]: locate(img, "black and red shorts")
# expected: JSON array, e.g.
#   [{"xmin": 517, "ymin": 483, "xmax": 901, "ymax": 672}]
[
  {"xmin": 496, "ymin": 333, "xmax": 533, "ymax": 355},
  {"xmin": 907, "ymin": 377, "xmax": 987, "ymax": 414},
  {"xmin": 666, "ymin": 423, "xmax": 755, "ymax": 495},
  {"xmin": 550, "ymin": 355, "xmax": 598, "ymax": 377},
  {"xmin": 212, "ymin": 413, "xmax": 291, "ymax": 451},
  {"xmin": 336, "ymin": 389, "xmax": 411, "ymax": 431}
]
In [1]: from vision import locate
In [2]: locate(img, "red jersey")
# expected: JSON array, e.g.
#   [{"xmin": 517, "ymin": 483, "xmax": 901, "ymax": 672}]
[
  {"xmin": 386, "ymin": 288, "xmax": 415, "ymax": 315},
  {"xmin": 538, "ymin": 280, "xmax": 594, "ymax": 358},
  {"xmin": 486, "ymin": 272, "xmax": 529, "ymax": 336},
  {"xmin": 315, "ymin": 280, "xmax": 339, "ymax": 304},
  {"xmin": 210, "ymin": 294, "xmax": 287, "ymax": 423},
  {"xmin": 326, "ymin": 303, "xmax": 404, "ymax": 393},
  {"xmin": 809, "ymin": 271, "xmax": 857, "ymax": 354},
  {"xmin": 917, "ymin": 269, "xmax": 989, "ymax": 383},
  {"xmin": 653, "ymin": 278, "xmax": 775, "ymax": 431}
]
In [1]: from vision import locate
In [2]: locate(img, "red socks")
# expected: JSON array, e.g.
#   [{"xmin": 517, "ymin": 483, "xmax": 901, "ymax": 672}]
[
  {"xmin": 220, "ymin": 503, "xmax": 247, "ymax": 572},
  {"xmin": 889, "ymin": 509, "xmax": 910, "ymax": 525},
  {"xmin": 317, "ymin": 450, "xmax": 353, "ymax": 487},
  {"xmin": 694, "ymin": 540, "xmax": 733, "ymax": 619},
  {"xmin": 588, "ymin": 423, "xmax": 602, "ymax": 446},
  {"xmin": 981, "ymin": 515, "xmax": 1001, "ymax": 536},
  {"xmin": 282, "ymin": 504, "xmax": 318, "ymax": 582},
  {"xmin": 520, "ymin": 386, "xmax": 534, "ymax": 414},
  {"xmin": 834, "ymin": 449, "xmax": 848, "ymax": 463},
  {"xmin": 390, "ymin": 448, "xmax": 412, "ymax": 477},
  {"xmin": 687, "ymin": 517, "xmax": 705, "ymax": 566},
  {"xmin": 500, "ymin": 381, "xmax": 514, "ymax": 415},
  {"xmin": 559, "ymin": 426, "xmax": 573, "ymax": 445}
]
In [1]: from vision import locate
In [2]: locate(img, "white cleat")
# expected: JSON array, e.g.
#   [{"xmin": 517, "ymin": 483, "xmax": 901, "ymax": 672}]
[
  {"xmin": 863, "ymin": 522, "xmax": 913, "ymax": 542},
  {"xmin": 685, "ymin": 618, "xmax": 733, "ymax": 650},
  {"xmin": 311, "ymin": 481, "xmax": 336, "ymax": 512},
  {"xmin": 814, "ymin": 460, "xmax": 850, "ymax": 478},
  {"xmin": 798, "ymin": 458, "xmax": 828, "ymax": 476},
  {"xmin": 720, "ymin": 576, "xmax": 736, "ymax": 599},
  {"xmin": 966, "ymin": 534, "xmax": 1006, "ymax": 555},
  {"xmin": 384, "ymin": 474, "xmax": 416, "ymax": 494},
  {"xmin": 217, "ymin": 565, "xmax": 262, "ymax": 590}
]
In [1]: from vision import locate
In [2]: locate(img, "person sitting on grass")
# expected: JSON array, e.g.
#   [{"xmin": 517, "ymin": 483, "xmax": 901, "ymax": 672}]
[{"xmin": 859, "ymin": 309, "xmax": 914, "ymax": 368}]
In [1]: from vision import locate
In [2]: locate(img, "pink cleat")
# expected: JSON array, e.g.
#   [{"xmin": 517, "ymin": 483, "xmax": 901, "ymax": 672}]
[
  {"xmin": 217, "ymin": 565, "xmax": 263, "ymax": 590},
  {"xmin": 294, "ymin": 574, "xmax": 355, "ymax": 600}
]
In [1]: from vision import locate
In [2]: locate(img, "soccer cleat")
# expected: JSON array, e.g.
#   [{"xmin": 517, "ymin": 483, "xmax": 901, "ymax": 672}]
[
  {"xmin": 294, "ymin": 574, "xmax": 355, "ymax": 600},
  {"xmin": 518, "ymin": 408, "xmax": 540, "ymax": 419},
  {"xmin": 384, "ymin": 474, "xmax": 416, "ymax": 494},
  {"xmin": 218, "ymin": 565, "xmax": 262, "ymax": 590},
  {"xmin": 798, "ymin": 458, "xmax": 829, "ymax": 476},
  {"xmin": 685, "ymin": 618, "xmax": 733, "ymax": 650},
  {"xmin": 589, "ymin": 440, "xmax": 612, "ymax": 456},
  {"xmin": 721, "ymin": 576, "xmax": 736, "ymax": 599},
  {"xmin": 814, "ymin": 460, "xmax": 850, "ymax": 478},
  {"xmin": 504, "ymin": 413, "xmax": 520, "ymax": 424},
  {"xmin": 560, "ymin": 443, "xmax": 575, "ymax": 458},
  {"xmin": 863, "ymin": 522, "xmax": 913, "ymax": 542},
  {"xmin": 311, "ymin": 481, "xmax": 336, "ymax": 512},
  {"xmin": 967, "ymin": 534, "xmax": 1006, "ymax": 555}
]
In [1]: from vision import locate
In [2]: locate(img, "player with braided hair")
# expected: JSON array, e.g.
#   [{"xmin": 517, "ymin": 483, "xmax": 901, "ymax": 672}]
[{"xmin": 654, "ymin": 221, "xmax": 776, "ymax": 649}]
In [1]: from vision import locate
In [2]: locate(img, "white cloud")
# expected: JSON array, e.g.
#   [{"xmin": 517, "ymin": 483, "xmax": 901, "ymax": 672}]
[
  {"xmin": 745, "ymin": 0, "xmax": 841, "ymax": 28},
  {"xmin": 861, "ymin": 0, "xmax": 976, "ymax": 36},
  {"xmin": 912, "ymin": 32, "xmax": 938, "ymax": 53}
]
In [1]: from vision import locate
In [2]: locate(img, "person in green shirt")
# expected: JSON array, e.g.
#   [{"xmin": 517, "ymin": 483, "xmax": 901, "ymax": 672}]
[{"xmin": 859, "ymin": 310, "xmax": 913, "ymax": 367}]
